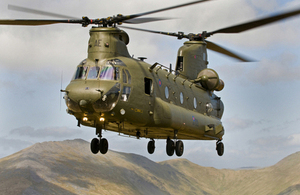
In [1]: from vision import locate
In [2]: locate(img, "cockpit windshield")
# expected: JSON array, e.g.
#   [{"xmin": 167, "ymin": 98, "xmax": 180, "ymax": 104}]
[
  {"xmin": 73, "ymin": 65, "xmax": 119, "ymax": 80},
  {"xmin": 74, "ymin": 66, "xmax": 88, "ymax": 80},
  {"xmin": 100, "ymin": 66, "xmax": 115, "ymax": 80},
  {"xmin": 87, "ymin": 66, "xmax": 100, "ymax": 79}
]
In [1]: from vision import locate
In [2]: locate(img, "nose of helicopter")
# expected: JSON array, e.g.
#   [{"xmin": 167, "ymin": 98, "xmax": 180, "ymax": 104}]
[{"xmin": 65, "ymin": 81, "xmax": 120, "ymax": 113}]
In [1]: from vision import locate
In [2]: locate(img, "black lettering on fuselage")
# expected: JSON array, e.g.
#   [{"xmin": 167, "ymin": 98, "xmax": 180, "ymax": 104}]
[{"xmin": 94, "ymin": 39, "xmax": 102, "ymax": 47}]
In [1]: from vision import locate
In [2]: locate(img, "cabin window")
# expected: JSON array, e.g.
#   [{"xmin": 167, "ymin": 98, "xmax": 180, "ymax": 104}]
[
  {"xmin": 176, "ymin": 56, "xmax": 183, "ymax": 73},
  {"xmin": 165, "ymin": 86, "xmax": 169, "ymax": 99},
  {"xmin": 144, "ymin": 78, "xmax": 153, "ymax": 95},
  {"xmin": 194, "ymin": 97, "xmax": 197, "ymax": 109},
  {"xmin": 74, "ymin": 66, "xmax": 88, "ymax": 80},
  {"xmin": 87, "ymin": 66, "xmax": 100, "ymax": 79},
  {"xmin": 121, "ymin": 86, "xmax": 131, "ymax": 101},
  {"xmin": 180, "ymin": 92, "xmax": 184, "ymax": 104}
]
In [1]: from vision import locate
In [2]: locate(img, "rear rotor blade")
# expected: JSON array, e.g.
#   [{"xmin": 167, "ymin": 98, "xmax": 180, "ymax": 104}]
[
  {"xmin": 121, "ymin": 26, "xmax": 253, "ymax": 62},
  {"xmin": 206, "ymin": 41, "xmax": 254, "ymax": 62},
  {"xmin": 209, "ymin": 7, "xmax": 300, "ymax": 35}
]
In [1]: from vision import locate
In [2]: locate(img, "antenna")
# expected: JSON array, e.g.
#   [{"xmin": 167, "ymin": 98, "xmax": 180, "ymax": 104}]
[{"xmin": 60, "ymin": 71, "xmax": 63, "ymax": 111}]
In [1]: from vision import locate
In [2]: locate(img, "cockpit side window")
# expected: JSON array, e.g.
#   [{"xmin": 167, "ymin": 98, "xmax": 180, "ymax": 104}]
[
  {"xmin": 115, "ymin": 67, "xmax": 120, "ymax": 80},
  {"xmin": 122, "ymin": 69, "xmax": 131, "ymax": 84},
  {"xmin": 125, "ymin": 69, "xmax": 131, "ymax": 84},
  {"xmin": 87, "ymin": 66, "xmax": 100, "ymax": 79},
  {"xmin": 121, "ymin": 86, "xmax": 131, "ymax": 101},
  {"xmin": 74, "ymin": 66, "xmax": 88, "ymax": 80},
  {"xmin": 122, "ymin": 69, "xmax": 127, "ymax": 83}
]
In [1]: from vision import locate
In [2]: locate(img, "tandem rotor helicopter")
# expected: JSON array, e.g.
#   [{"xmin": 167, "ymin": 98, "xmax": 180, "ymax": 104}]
[{"xmin": 1, "ymin": 0, "xmax": 300, "ymax": 157}]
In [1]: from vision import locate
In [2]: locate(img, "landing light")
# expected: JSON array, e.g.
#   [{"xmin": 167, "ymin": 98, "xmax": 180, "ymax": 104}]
[
  {"xmin": 120, "ymin": 109, "xmax": 125, "ymax": 115},
  {"xmin": 100, "ymin": 117, "xmax": 105, "ymax": 122},
  {"xmin": 83, "ymin": 117, "xmax": 88, "ymax": 121}
]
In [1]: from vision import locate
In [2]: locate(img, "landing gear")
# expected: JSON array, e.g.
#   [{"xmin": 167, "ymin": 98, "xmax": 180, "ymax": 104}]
[
  {"xmin": 90, "ymin": 125, "xmax": 109, "ymax": 154},
  {"xmin": 147, "ymin": 139, "xmax": 155, "ymax": 154},
  {"xmin": 216, "ymin": 140, "xmax": 224, "ymax": 156},
  {"xmin": 90, "ymin": 138, "xmax": 109, "ymax": 154},
  {"xmin": 166, "ymin": 137, "xmax": 184, "ymax": 157}
]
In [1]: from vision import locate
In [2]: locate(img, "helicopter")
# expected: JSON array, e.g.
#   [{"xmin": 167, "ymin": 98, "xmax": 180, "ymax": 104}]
[{"xmin": 1, "ymin": 0, "xmax": 300, "ymax": 157}]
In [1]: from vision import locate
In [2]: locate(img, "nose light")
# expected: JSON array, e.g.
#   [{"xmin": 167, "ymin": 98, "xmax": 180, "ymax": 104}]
[
  {"xmin": 120, "ymin": 109, "xmax": 125, "ymax": 115},
  {"xmin": 79, "ymin": 100, "xmax": 88, "ymax": 107}
]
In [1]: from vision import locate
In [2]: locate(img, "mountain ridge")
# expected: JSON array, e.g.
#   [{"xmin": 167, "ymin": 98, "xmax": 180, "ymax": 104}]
[{"xmin": 1, "ymin": 139, "xmax": 300, "ymax": 195}]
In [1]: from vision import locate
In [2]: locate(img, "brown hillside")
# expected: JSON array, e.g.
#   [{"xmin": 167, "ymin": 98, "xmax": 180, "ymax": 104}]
[{"xmin": 0, "ymin": 139, "xmax": 300, "ymax": 195}]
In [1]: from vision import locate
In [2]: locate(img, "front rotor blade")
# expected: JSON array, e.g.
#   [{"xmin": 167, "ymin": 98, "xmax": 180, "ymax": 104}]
[
  {"xmin": 123, "ymin": 17, "xmax": 171, "ymax": 24},
  {"xmin": 121, "ymin": 26, "xmax": 182, "ymax": 38},
  {"xmin": 206, "ymin": 41, "xmax": 254, "ymax": 62},
  {"xmin": 209, "ymin": 7, "xmax": 300, "ymax": 35},
  {"xmin": 124, "ymin": 0, "xmax": 212, "ymax": 21},
  {"xmin": 8, "ymin": 4, "xmax": 78, "ymax": 19},
  {"xmin": 0, "ymin": 19, "xmax": 82, "ymax": 26}
]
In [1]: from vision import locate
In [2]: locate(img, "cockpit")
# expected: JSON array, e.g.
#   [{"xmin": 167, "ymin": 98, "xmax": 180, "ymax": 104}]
[{"xmin": 73, "ymin": 65, "xmax": 119, "ymax": 81}]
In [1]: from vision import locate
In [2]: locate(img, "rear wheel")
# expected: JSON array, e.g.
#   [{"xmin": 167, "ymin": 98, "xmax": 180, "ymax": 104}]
[
  {"xmin": 175, "ymin": 140, "xmax": 184, "ymax": 157},
  {"xmin": 147, "ymin": 140, "xmax": 155, "ymax": 154},
  {"xmin": 216, "ymin": 142, "xmax": 224, "ymax": 156},
  {"xmin": 166, "ymin": 139, "xmax": 175, "ymax": 156}
]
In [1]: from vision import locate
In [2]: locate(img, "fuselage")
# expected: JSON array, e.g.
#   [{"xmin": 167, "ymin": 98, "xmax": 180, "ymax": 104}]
[
  {"xmin": 63, "ymin": 27, "xmax": 224, "ymax": 141},
  {"xmin": 64, "ymin": 56, "xmax": 224, "ymax": 141}
]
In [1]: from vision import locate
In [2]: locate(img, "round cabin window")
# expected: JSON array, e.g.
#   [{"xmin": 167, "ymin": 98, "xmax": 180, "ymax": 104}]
[
  {"xmin": 194, "ymin": 97, "xmax": 197, "ymax": 109},
  {"xmin": 180, "ymin": 92, "xmax": 184, "ymax": 104},
  {"xmin": 165, "ymin": 86, "xmax": 169, "ymax": 99}
]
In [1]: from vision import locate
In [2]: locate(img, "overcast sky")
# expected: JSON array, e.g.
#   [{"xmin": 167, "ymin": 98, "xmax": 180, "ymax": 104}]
[{"xmin": 0, "ymin": 0, "xmax": 300, "ymax": 169}]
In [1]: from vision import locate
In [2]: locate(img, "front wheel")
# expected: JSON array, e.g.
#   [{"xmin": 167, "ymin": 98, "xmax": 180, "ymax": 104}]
[
  {"xmin": 100, "ymin": 138, "xmax": 109, "ymax": 154},
  {"xmin": 90, "ymin": 138, "xmax": 99, "ymax": 154}
]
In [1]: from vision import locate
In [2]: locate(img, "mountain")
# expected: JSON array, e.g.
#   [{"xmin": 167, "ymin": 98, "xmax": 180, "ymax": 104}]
[{"xmin": 0, "ymin": 139, "xmax": 300, "ymax": 195}]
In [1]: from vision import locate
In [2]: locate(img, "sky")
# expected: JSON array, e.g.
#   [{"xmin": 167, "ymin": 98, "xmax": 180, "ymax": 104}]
[{"xmin": 0, "ymin": 0, "xmax": 300, "ymax": 169}]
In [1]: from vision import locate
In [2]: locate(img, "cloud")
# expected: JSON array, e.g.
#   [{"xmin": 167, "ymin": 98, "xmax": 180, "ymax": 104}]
[
  {"xmin": 9, "ymin": 126, "xmax": 83, "ymax": 138},
  {"xmin": 218, "ymin": 52, "xmax": 300, "ymax": 84},
  {"xmin": 287, "ymin": 134, "xmax": 300, "ymax": 146},
  {"xmin": 225, "ymin": 117, "xmax": 255, "ymax": 130},
  {"xmin": 248, "ymin": 53, "xmax": 300, "ymax": 84},
  {"xmin": 248, "ymin": 134, "xmax": 300, "ymax": 158},
  {"xmin": 0, "ymin": 136, "xmax": 32, "ymax": 151},
  {"xmin": 0, "ymin": 0, "xmax": 300, "ymax": 170},
  {"xmin": 0, "ymin": 137, "xmax": 33, "ymax": 158},
  {"xmin": 223, "ymin": 116, "xmax": 273, "ymax": 131},
  {"xmin": 250, "ymin": 0, "xmax": 278, "ymax": 12}
]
